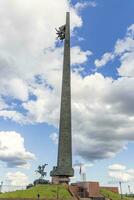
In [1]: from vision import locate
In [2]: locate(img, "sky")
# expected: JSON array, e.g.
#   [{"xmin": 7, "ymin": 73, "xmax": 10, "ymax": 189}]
[{"xmin": 0, "ymin": 0, "xmax": 134, "ymax": 194}]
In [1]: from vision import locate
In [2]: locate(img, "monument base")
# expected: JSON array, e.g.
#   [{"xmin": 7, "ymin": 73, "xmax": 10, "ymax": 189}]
[
  {"xmin": 50, "ymin": 166, "xmax": 74, "ymax": 184},
  {"xmin": 52, "ymin": 176, "xmax": 70, "ymax": 184},
  {"xmin": 50, "ymin": 166, "xmax": 74, "ymax": 177},
  {"xmin": 33, "ymin": 179, "xmax": 49, "ymax": 186}
]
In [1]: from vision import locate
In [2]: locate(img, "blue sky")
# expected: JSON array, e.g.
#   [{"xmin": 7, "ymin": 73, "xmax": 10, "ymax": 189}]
[{"xmin": 0, "ymin": 0, "xmax": 134, "ymax": 194}]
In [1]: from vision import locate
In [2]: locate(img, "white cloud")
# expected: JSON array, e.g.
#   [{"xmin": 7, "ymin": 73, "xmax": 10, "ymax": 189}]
[
  {"xmin": 3, "ymin": 78, "xmax": 29, "ymax": 101},
  {"xmin": 2, "ymin": 71, "xmax": 134, "ymax": 161},
  {"xmin": 109, "ymin": 164, "xmax": 126, "ymax": 171},
  {"xmin": 74, "ymin": 1, "xmax": 97, "ymax": 13},
  {"xmin": 95, "ymin": 52, "xmax": 114, "ymax": 68},
  {"xmin": 1, "ymin": 71, "xmax": 134, "ymax": 162},
  {"xmin": 127, "ymin": 24, "xmax": 134, "ymax": 37},
  {"xmin": 0, "ymin": 0, "xmax": 90, "ymax": 123},
  {"xmin": 109, "ymin": 171, "xmax": 133, "ymax": 182},
  {"xmin": 0, "ymin": 0, "xmax": 92, "ymax": 122},
  {"xmin": 108, "ymin": 164, "xmax": 134, "ymax": 182},
  {"xmin": 118, "ymin": 51, "xmax": 134, "ymax": 76},
  {"xmin": 6, "ymin": 171, "xmax": 29, "ymax": 186},
  {"xmin": 0, "ymin": 131, "xmax": 35, "ymax": 167},
  {"xmin": 22, "ymin": 85, "xmax": 60, "ymax": 125},
  {"xmin": 71, "ymin": 73, "xmax": 134, "ymax": 160},
  {"xmin": 71, "ymin": 46, "xmax": 92, "ymax": 65},
  {"xmin": 0, "ymin": 110, "xmax": 26, "ymax": 124},
  {"xmin": 0, "ymin": 44, "xmax": 92, "ymax": 125},
  {"xmin": 114, "ymin": 37, "xmax": 134, "ymax": 56},
  {"xmin": 0, "ymin": 0, "xmax": 81, "ymax": 52},
  {"xmin": 78, "ymin": 36, "xmax": 85, "ymax": 42},
  {"xmin": 0, "ymin": 0, "xmax": 83, "ymax": 101},
  {"xmin": 0, "ymin": 98, "xmax": 7, "ymax": 110},
  {"xmin": 94, "ymin": 23, "xmax": 134, "ymax": 73},
  {"xmin": 49, "ymin": 132, "xmax": 58, "ymax": 145}
]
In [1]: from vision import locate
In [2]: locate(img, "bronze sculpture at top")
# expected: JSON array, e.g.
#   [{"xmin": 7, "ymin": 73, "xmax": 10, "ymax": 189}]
[
  {"xmin": 56, "ymin": 25, "xmax": 66, "ymax": 40},
  {"xmin": 50, "ymin": 12, "xmax": 74, "ymax": 184}
]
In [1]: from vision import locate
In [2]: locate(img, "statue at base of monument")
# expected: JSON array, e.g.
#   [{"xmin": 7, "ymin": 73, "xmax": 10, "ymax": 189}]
[
  {"xmin": 35, "ymin": 164, "xmax": 48, "ymax": 179},
  {"xmin": 34, "ymin": 164, "xmax": 49, "ymax": 185}
]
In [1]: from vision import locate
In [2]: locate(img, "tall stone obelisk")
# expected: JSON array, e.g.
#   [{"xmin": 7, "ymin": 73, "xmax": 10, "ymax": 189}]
[{"xmin": 50, "ymin": 12, "xmax": 74, "ymax": 184}]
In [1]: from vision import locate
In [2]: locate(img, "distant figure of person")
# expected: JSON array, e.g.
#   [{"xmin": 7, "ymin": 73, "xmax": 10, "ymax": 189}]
[{"xmin": 37, "ymin": 193, "xmax": 40, "ymax": 200}]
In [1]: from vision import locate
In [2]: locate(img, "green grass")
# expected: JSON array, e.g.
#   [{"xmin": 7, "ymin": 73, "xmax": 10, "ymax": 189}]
[
  {"xmin": 100, "ymin": 188, "xmax": 134, "ymax": 200},
  {"xmin": 0, "ymin": 184, "xmax": 73, "ymax": 199}
]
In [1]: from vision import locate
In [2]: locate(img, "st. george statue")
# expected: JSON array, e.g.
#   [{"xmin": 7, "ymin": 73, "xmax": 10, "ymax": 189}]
[{"xmin": 35, "ymin": 164, "xmax": 48, "ymax": 179}]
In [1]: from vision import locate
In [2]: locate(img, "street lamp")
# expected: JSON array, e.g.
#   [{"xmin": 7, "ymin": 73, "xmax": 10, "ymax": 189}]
[
  {"xmin": 119, "ymin": 181, "xmax": 123, "ymax": 199},
  {"xmin": 128, "ymin": 185, "xmax": 131, "ymax": 195},
  {"xmin": 0, "ymin": 181, "xmax": 3, "ymax": 193}
]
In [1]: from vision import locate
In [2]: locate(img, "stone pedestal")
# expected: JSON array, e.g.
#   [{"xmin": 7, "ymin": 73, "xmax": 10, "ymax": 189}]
[{"xmin": 52, "ymin": 176, "xmax": 70, "ymax": 184}]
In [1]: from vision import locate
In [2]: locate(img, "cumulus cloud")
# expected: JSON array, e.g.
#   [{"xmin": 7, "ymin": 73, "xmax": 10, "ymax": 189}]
[
  {"xmin": 0, "ymin": 0, "xmax": 91, "ymax": 124},
  {"xmin": 95, "ymin": 53, "xmax": 114, "ymax": 67},
  {"xmin": 49, "ymin": 132, "xmax": 58, "ymax": 145},
  {"xmin": 2, "ymin": 72, "xmax": 134, "ymax": 162},
  {"xmin": 74, "ymin": 1, "xmax": 97, "ymax": 13},
  {"xmin": 108, "ymin": 164, "xmax": 134, "ymax": 182},
  {"xmin": 72, "ymin": 72, "xmax": 134, "ymax": 160},
  {"xmin": 71, "ymin": 46, "xmax": 92, "ymax": 65},
  {"xmin": 0, "ymin": 0, "xmax": 83, "ymax": 101},
  {"xmin": 118, "ymin": 51, "xmax": 134, "ymax": 77},
  {"xmin": 0, "ymin": 131, "xmax": 35, "ymax": 168},
  {"xmin": 109, "ymin": 164, "xmax": 126, "ymax": 171},
  {"xmin": 42, "ymin": 70, "xmax": 134, "ymax": 161},
  {"xmin": 0, "ymin": 111, "xmax": 27, "ymax": 124},
  {"xmin": 94, "ymin": 24, "xmax": 134, "ymax": 74},
  {"xmin": 6, "ymin": 171, "xmax": 29, "ymax": 186},
  {"xmin": 0, "ymin": 98, "xmax": 7, "ymax": 110}
]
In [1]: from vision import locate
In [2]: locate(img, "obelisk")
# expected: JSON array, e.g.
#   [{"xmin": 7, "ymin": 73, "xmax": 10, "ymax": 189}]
[{"xmin": 50, "ymin": 12, "xmax": 74, "ymax": 184}]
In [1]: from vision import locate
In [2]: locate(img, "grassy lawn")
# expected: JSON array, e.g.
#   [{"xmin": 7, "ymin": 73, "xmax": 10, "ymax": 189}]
[
  {"xmin": 100, "ymin": 188, "xmax": 134, "ymax": 200},
  {"xmin": 0, "ymin": 184, "xmax": 73, "ymax": 199}
]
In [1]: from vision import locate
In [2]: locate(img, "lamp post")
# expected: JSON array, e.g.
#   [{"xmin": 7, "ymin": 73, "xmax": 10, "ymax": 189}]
[
  {"xmin": 0, "ymin": 181, "xmax": 3, "ymax": 193},
  {"xmin": 128, "ymin": 185, "xmax": 131, "ymax": 195},
  {"xmin": 57, "ymin": 184, "xmax": 59, "ymax": 200},
  {"xmin": 119, "ymin": 181, "xmax": 123, "ymax": 199}
]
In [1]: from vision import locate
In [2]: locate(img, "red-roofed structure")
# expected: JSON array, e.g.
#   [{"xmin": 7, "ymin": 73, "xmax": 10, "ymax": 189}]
[{"xmin": 69, "ymin": 181, "xmax": 119, "ymax": 199}]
